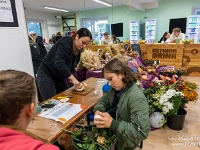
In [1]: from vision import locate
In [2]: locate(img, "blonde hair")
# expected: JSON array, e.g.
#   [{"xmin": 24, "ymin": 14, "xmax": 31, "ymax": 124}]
[
  {"xmin": 173, "ymin": 28, "xmax": 181, "ymax": 32},
  {"xmin": 113, "ymin": 54, "xmax": 128, "ymax": 65}
]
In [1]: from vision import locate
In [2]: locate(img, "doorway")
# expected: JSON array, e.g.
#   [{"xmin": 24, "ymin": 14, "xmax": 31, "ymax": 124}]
[{"xmin": 82, "ymin": 17, "xmax": 108, "ymax": 42}]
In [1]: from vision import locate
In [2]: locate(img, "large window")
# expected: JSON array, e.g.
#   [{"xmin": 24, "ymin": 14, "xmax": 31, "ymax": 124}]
[
  {"xmin": 27, "ymin": 22, "xmax": 43, "ymax": 36},
  {"xmin": 82, "ymin": 17, "xmax": 108, "ymax": 42}
]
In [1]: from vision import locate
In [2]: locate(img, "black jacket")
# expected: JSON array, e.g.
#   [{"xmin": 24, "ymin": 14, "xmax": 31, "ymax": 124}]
[
  {"xmin": 30, "ymin": 43, "xmax": 42, "ymax": 75},
  {"xmin": 40, "ymin": 36, "xmax": 80, "ymax": 81},
  {"xmin": 53, "ymin": 35, "xmax": 62, "ymax": 44},
  {"xmin": 30, "ymin": 43, "xmax": 42, "ymax": 66},
  {"xmin": 36, "ymin": 36, "xmax": 47, "ymax": 59}
]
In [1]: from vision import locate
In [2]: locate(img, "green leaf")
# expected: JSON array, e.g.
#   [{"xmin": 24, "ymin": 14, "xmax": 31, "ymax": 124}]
[
  {"xmin": 82, "ymin": 136, "xmax": 89, "ymax": 141},
  {"xmin": 76, "ymin": 143, "xmax": 83, "ymax": 148},
  {"xmin": 101, "ymin": 130, "xmax": 107, "ymax": 137},
  {"xmin": 88, "ymin": 144, "xmax": 93, "ymax": 150}
]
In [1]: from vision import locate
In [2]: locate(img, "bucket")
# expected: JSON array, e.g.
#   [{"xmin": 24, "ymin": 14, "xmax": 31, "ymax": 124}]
[{"xmin": 167, "ymin": 108, "xmax": 187, "ymax": 130}]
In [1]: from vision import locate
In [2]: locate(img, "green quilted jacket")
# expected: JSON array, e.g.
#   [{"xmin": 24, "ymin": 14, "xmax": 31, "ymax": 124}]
[{"xmin": 93, "ymin": 82, "xmax": 150, "ymax": 150}]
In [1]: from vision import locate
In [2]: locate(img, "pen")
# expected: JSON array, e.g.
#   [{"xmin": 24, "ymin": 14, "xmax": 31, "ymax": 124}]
[{"xmin": 57, "ymin": 96, "xmax": 72, "ymax": 99}]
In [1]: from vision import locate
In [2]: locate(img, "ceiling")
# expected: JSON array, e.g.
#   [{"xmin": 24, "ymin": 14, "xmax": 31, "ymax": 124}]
[{"xmin": 23, "ymin": 0, "xmax": 159, "ymax": 13}]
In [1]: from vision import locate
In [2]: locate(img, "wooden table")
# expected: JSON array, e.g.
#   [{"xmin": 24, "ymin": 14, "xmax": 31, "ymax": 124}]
[{"xmin": 27, "ymin": 77, "xmax": 106, "ymax": 143}]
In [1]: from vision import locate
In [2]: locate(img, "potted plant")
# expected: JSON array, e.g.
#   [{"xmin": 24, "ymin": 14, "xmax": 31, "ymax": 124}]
[
  {"xmin": 63, "ymin": 125, "xmax": 116, "ymax": 150},
  {"xmin": 174, "ymin": 80, "xmax": 198, "ymax": 108}
]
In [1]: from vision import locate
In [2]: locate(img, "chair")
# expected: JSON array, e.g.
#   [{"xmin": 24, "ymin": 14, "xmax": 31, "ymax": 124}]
[{"xmin": 86, "ymin": 70, "xmax": 102, "ymax": 79}]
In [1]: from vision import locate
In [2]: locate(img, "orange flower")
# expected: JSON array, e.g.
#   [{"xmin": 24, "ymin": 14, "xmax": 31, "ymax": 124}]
[
  {"xmin": 170, "ymin": 78, "xmax": 175, "ymax": 83},
  {"xmin": 149, "ymin": 83, "xmax": 154, "ymax": 87}
]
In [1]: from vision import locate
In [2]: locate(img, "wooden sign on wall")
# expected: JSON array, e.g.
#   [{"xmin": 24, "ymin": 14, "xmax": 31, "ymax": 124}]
[
  {"xmin": 183, "ymin": 44, "xmax": 200, "ymax": 76},
  {"xmin": 146, "ymin": 44, "xmax": 184, "ymax": 67}
]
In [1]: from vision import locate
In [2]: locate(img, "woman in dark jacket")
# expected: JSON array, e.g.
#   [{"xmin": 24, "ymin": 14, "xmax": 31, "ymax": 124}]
[
  {"xmin": 29, "ymin": 36, "xmax": 42, "ymax": 76},
  {"xmin": 37, "ymin": 28, "xmax": 92, "ymax": 101},
  {"xmin": 29, "ymin": 31, "xmax": 47, "ymax": 59}
]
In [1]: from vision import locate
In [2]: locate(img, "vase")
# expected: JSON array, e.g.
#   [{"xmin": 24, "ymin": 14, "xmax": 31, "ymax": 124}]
[{"xmin": 167, "ymin": 108, "xmax": 187, "ymax": 131}]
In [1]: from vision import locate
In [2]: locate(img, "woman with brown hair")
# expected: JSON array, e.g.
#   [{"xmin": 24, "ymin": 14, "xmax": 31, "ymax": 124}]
[
  {"xmin": 0, "ymin": 70, "xmax": 59, "ymax": 150},
  {"xmin": 37, "ymin": 28, "xmax": 92, "ymax": 101}
]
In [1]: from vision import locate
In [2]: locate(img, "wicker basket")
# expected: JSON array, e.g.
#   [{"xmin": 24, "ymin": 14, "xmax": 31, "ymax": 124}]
[{"xmin": 57, "ymin": 127, "xmax": 78, "ymax": 150}]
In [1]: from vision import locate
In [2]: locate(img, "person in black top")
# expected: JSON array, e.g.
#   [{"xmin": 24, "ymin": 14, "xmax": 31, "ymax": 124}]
[
  {"xmin": 29, "ymin": 31, "xmax": 47, "ymax": 59},
  {"xmin": 53, "ymin": 32, "xmax": 62, "ymax": 44},
  {"xmin": 36, "ymin": 28, "xmax": 92, "ymax": 101},
  {"xmin": 28, "ymin": 36, "xmax": 42, "ymax": 76}
]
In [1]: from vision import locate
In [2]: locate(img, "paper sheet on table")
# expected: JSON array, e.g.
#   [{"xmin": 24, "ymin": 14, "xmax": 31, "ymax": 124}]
[
  {"xmin": 39, "ymin": 103, "xmax": 85, "ymax": 124},
  {"xmin": 0, "ymin": 0, "xmax": 13, "ymax": 22}
]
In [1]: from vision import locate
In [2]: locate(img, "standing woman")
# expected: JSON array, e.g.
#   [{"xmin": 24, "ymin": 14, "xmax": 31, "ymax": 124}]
[
  {"xmin": 37, "ymin": 28, "xmax": 92, "ymax": 101},
  {"xmin": 93, "ymin": 58, "xmax": 150, "ymax": 150}
]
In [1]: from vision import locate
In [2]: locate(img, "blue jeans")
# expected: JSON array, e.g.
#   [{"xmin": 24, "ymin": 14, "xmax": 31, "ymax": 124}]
[{"xmin": 36, "ymin": 69, "xmax": 68, "ymax": 101}]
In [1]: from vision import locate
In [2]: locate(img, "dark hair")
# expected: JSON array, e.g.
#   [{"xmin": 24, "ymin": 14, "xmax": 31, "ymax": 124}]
[
  {"xmin": 72, "ymin": 28, "xmax": 92, "ymax": 55},
  {"xmin": 102, "ymin": 58, "xmax": 137, "ymax": 85},
  {"xmin": 161, "ymin": 32, "xmax": 169, "ymax": 42},
  {"xmin": 104, "ymin": 32, "xmax": 108, "ymax": 36},
  {"xmin": 0, "ymin": 70, "xmax": 36, "ymax": 125},
  {"xmin": 56, "ymin": 32, "xmax": 61, "ymax": 36},
  {"xmin": 49, "ymin": 38, "xmax": 53, "ymax": 43},
  {"xmin": 112, "ymin": 34, "xmax": 116, "ymax": 40},
  {"xmin": 52, "ymin": 34, "xmax": 55, "ymax": 38},
  {"xmin": 72, "ymin": 28, "xmax": 92, "ymax": 40}
]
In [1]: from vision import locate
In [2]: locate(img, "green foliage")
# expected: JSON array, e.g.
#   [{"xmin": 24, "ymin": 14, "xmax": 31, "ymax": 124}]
[{"xmin": 71, "ymin": 125, "xmax": 116, "ymax": 150}]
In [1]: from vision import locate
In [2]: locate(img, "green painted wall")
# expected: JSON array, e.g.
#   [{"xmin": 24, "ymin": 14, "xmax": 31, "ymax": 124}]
[{"xmin": 61, "ymin": 0, "xmax": 200, "ymax": 41}]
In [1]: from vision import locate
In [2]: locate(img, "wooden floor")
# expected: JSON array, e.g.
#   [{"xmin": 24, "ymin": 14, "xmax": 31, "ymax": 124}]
[{"xmin": 137, "ymin": 76, "xmax": 200, "ymax": 150}]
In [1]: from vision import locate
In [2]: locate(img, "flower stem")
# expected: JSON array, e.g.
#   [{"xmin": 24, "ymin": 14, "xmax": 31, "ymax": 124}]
[{"xmin": 61, "ymin": 128, "xmax": 73, "ymax": 134}]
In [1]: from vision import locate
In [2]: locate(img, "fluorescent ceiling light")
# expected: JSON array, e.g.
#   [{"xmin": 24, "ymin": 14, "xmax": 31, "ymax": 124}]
[
  {"xmin": 93, "ymin": 0, "xmax": 112, "ymax": 7},
  {"xmin": 44, "ymin": 6, "xmax": 69, "ymax": 12}
]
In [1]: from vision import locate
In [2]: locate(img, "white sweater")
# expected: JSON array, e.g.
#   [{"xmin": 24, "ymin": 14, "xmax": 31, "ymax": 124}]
[{"xmin": 170, "ymin": 32, "xmax": 185, "ymax": 41}]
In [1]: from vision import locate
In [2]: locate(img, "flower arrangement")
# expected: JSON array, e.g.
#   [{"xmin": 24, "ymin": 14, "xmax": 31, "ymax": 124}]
[
  {"xmin": 174, "ymin": 80, "xmax": 199, "ymax": 103},
  {"xmin": 143, "ymin": 59, "xmax": 160, "ymax": 66},
  {"xmin": 143, "ymin": 79, "xmax": 184, "ymax": 116},
  {"xmin": 175, "ymin": 68, "xmax": 187, "ymax": 77},
  {"xmin": 158, "ymin": 89, "xmax": 184, "ymax": 116}
]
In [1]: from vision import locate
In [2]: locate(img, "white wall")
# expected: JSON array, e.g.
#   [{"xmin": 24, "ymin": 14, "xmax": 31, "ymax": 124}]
[
  {"xmin": 0, "ymin": 0, "xmax": 34, "ymax": 76},
  {"xmin": 24, "ymin": 9, "xmax": 62, "ymax": 40}
]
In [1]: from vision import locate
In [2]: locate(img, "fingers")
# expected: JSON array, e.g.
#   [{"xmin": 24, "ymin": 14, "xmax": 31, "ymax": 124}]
[{"xmin": 95, "ymin": 111, "xmax": 104, "ymax": 116}]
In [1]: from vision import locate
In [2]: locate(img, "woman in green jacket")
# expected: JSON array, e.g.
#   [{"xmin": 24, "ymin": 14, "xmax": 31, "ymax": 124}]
[{"xmin": 93, "ymin": 58, "xmax": 150, "ymax": 150}]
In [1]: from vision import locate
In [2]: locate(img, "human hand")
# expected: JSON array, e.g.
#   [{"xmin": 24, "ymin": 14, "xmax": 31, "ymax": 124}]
[
  {"xmin": 71, "ymin": 79, "xmax": 80, "ymax": 88},
  {"xmin": 172, "ymin": 39, "xmax": 176, "ymax": 43},
  {"xmin": 94, "ymin": 112, "xmax": 113, "ymax": 128}
]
